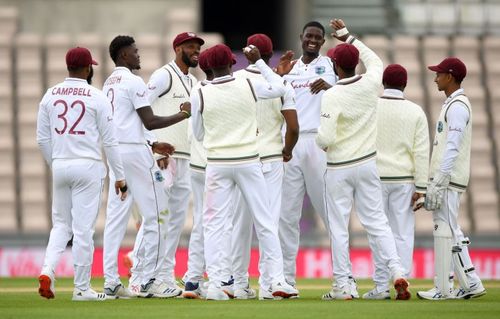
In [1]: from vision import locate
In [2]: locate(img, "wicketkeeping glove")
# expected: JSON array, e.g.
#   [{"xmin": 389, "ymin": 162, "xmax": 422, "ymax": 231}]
[{"xmin": 424, "ymin": 171, "xmax": 451, "ymax": 211}]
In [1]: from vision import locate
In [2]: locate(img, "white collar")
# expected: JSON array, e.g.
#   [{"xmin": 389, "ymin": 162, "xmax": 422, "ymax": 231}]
[
  {"xmin": 65, "ymin": 77, "xmax": 87, "ymax": 83},
  {"xmin": 445, "ymin": 88, "xmax": 464, "ymax": 103},
  {"xmin": 382, "ymin": 89, "xmax": 404, "ymax": 98},
  {"xmin": 212, "ymin": 75, "xmax": 233, "ymax": 83}
]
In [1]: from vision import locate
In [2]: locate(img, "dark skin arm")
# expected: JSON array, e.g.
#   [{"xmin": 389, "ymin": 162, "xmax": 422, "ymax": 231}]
[
  {"xmin": 310, "ymin": 78, "xmax": 332, "ymax": 94},
  {"xmin": 281, "ymin": 109, "xmax": 299, "ymax": 162},
  {"xmin": 136, "ymin": 102, "xmax": 191, "ymax": 131},
  {"xmin": 411, "ymin": 192, "xmax": 425, "ymax": 212}
]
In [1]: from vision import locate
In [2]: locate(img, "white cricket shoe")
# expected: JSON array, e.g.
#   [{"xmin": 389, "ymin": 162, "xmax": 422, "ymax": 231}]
[
  {"xmin": 234, "ymin": 286, "xmax": 257, "ymax": 299},
  {"xmin": 322, "ymin": 284, "xmax": 354, "ymax": 300},
  {"xmin": 38, "ymin": 273, "xmax": 55, "ymax": 299},
  {"xmin": 139, "ymin": 279, "xmax": 183, "ymax": 298},
  {"xmin": 348, "ymin": 277, "xmax": 359, "ymax": 299},
  {"xmin": 416, "ymin": 287, "xmax": 452, "ymax": 300},
  {"xmin": 72, "ymin": 288, "xmax": 107, "ymax": 301},
  {"xmin": 453, "ymin": 282, "xmax": 486, "ymax": 300},
  {"xmin": 258, "ymin": 286, "xmax": 276, "ymax": 300},
  {"xmin": 221, "ymin": 279, "xmax": 234, "ymax": 299},
  {"xmin": 271, "ymin": 281, "xmax": 299, "ymax": 299},
  {"xmin": 104, "ymin": 283, "xmax": 135, "ymax": 299},
  {"xmin": 182, "ymin": 281, "xmax": 205, "ymax": 299},
  {"xmin": 206, "ymin": 286, "xmax": 230, "ymax": 301},
  {"xmin": 362, "ymin": 288, "xmax": 391, "ymax": 300}
]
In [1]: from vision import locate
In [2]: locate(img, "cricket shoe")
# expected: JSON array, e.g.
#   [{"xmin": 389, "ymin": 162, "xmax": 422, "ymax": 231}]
[
  {"xmin": 348, "ymin": 276, "xmax": 359, "ymax": 299},
  {"xmin": 38, "ymin": 273, "xmax": 55, "ymax": 299},
  {"xmin": 221, "ymin": 278, "xmax": 235, "ymax": 299},
  {"xmin": 453, "ymin": 282, "xmax": 486, "ymax": 300},
  {"xmin": 394, "ymin": 278, "xmax": 411, "ymax": 300},
  {"xmin": 322, "ymin": 284, "xmax": 354, "ymax": 300},
  {"xmin": 139, "ymin": 279, "xmax": 182, "ymax": 298},
  {"xmin": 182, "ymin": 281, "xmax": 204, "ymax": 299},
  {"xmin": 234, "ymin": 285, "xmax": 257, "ymax": 299},
  {"xmin": 362, "ymin": 288, "xmax": 391, "ymax": 300},
  {"xmin": 270, "ymin": 281, "xmax": 298, "ymax": 299},
  {"xmin": 206, "ymin": 286, "xmax": 230, "ymax": 301},
  {"xmin": 259, "ymin": 286, "xmax": 277, "ymax": 300},
  {"xmin": 104, "ymin": 283, "xmax": 135, "ymax": 299},
  {"xmin": 416, "ymin": 287, "xmax": 453, "ymax": 300},
  {"xmin": 72, "ymin": 288, "xmax": 107, "ymax": 301}
]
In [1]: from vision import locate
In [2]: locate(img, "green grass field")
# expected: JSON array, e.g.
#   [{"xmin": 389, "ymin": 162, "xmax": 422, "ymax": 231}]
[{"xmin": 1, "ymin": 278, "xmax": 499, "ymax": 319}]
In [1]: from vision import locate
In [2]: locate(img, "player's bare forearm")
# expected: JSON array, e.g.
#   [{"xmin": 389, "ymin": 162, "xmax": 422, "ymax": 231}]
[
  {"xmin": 137, "ymin": 105, "xmax": 190, "ymax": 130},
  {"xmin": 282, "ymin": 109, "xmax": 299, "ymax": 161}
]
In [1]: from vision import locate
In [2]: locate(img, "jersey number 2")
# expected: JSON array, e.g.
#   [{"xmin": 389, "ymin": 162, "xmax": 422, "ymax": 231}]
[{"xmin": 53, "ymin": 99, "xmax": 86, "ymax": 135}]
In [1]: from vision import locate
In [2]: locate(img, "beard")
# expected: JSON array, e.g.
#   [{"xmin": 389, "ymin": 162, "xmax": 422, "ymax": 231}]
[
  {"xmin": 87, "ymin": 67, "xmax": 94, "ymax": 84},
  {"xmin": 182, "ymin": 50, "xmax": 198, "ymax": 68}
]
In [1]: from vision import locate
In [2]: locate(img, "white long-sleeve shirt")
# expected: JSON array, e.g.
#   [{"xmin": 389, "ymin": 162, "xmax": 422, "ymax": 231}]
[
  {"xmin": 37, "ymin": 77, "xmax": 125, "ymax": 180},
  {"xmin": 316, "ymin": 36, "xmax": 383, "ymax": 168},
  {"xmin": 376, "ymin": 89, "xmax": 430, "ymax": 191},
  {"xmin": 191, "ymin": 59, "xmax": 286, "ymax": 142}
]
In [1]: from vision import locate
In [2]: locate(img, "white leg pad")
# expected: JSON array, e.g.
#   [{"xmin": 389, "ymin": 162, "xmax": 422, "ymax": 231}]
[
  {"xmin": 433, "ymin": 220, "xmax": 453, "ymax": 297},
  {"xmin": 452, "ymin": 238, "xmax": 473, "ymax": 289}
]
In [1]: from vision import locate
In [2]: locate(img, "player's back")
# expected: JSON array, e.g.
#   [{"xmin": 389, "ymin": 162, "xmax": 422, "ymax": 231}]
[
  {"xmin": 103, "ymin": 67, "xmax": 148, "ymax": 144},
  {"xmin": 39, "ymin": 78, "xmax": 111, "ymax": 161}
]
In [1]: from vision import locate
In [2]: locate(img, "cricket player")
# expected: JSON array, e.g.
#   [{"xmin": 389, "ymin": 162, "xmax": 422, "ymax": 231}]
[
  {"xmin": 146, "ymin": 32, "xmax": 204, "ymax": 294},
  {"xmin": 232, "ymin": 34, "xmax": 299, "ymax": 300},
  {"xmin": 277, "ymin": 21, "xmax": 336, "ymax": 293},
  {"xmin": 191, "ymin": 44, "xmax": 298, "ymax": 300},
  {"xmin": 102, "ymin": 35, "xmax": 191, "ymax": 299},
  {"xmin": 417, "ymin": 57, "xmax": 486, "ymax": 300},
  {"xmin": 181, "ymin": 48, "xmax": 212, "ymax": 299},
  {"xmin": 317, "ymin": 19, "xmax": 410, "ymax": 300},
  {"xmin": 37, "ymin": 47, "xmax": 127, "ymax": 301},
  {"xmin": 364, "ymin": 64, "xmax": 430, "ymax": 300}
]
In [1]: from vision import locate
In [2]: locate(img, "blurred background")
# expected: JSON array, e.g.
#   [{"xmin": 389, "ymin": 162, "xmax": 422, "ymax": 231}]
[{"xmin": 0, "ymin": 0, "xmax": 499, "ymax": 279}]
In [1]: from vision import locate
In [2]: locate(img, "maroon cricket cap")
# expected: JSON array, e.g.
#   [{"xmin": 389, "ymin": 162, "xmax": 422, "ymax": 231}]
[
  {"xmin": 383, "ymin": 64, "xmax": 408, "ymax": 87},
  {"xmin": 247, "ymin": 33, "xmax": 273, "ymax": 56},
  {"xmin": 173, "ymin": 32, "xmax": 205, "ymax": 48},
  {"xmin": 330, "ymin": 43, "xmax": 359, "ymax": 69},
  {"xmin": 66, "ymin": 47, "xmax": 98, "ymax": 68},
  {"xmin": 207, "ymin": 44, "xmax": 233, "ymax": 69},
  {"xmin": 198, "ymin": 49, "xmax": 211, "ymax": 71},
  {"xmin": 428, "ymin": 57, "xmax": 467, "ymax": 82},
  {"xmin": 326, "ymin": 47, "xmax": 336, "ymax": 60}
]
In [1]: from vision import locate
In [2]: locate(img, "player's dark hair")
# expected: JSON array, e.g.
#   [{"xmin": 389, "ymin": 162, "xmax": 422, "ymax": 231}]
[
  {"xmin": 109, "ymin": 35, "xmax": 135, "ymax": 63},
  {"xmin": 302, "ymin": 21, "xmax": 325, "ymax": 37}
]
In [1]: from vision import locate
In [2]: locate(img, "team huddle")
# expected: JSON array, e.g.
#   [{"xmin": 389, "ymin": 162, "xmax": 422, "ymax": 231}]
[{"xmin": 36, "ymin": 18, "xmax": 486, "ymax": 301}]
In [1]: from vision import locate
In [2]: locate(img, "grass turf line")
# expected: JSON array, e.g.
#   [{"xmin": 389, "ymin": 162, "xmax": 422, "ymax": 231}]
[{"xmin": 0, "ymin": 278, "xmax": 499, "ymax": 319}]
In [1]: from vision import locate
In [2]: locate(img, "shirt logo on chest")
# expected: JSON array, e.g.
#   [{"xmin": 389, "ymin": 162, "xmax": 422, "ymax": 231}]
[
  {"xmin": 173, "ymin": 93, "xmax": 186, "ymax": 99},
  {"xmin": 315, "ymin": 66, "xmax": 325, "ymax": 75}
]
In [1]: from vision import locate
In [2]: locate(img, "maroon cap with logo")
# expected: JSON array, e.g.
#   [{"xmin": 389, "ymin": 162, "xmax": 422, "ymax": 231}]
[
  {"xmin": 428, "ymin": 57, "xmax": 467, "ymax": 82},
  {"xmin": 330, "ymin": 43, "xmax": 359, "ymax": 70},
  {"xmin": 66, "ymin": 47, "xmax": 98, "ymax": 68},
  {"xmin": 247, "ymin": 33, "xmax": 273, "ymax": 56},
  {"xmin": 173, "ymin": 32, "xmax": 205, "ymax": 48},
  {"xmin": 383, "ymin": 64, "xmax": 408, "ymax": 87},
  {"xmin": 207, "ymin": 44, "xmax": 233, "ymax": 69}
]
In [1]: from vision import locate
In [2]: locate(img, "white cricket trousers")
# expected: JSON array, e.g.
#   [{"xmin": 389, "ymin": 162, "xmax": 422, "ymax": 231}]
[
  {"xmin": 157, "ymin": 158, "xmax": 191, "ymax": 284},
  {"xmin": 369, "ymin": 183, "xmax": 415, "ymax": 291},
  {"xmin": 103, "ymin": 144, "xmax": 168, "ymax": 287},
  {"xmin": 183, "ymin": 169, "xmax": 206, "ymax": 283},
  {"xmin": 204, "ymin": 162, "xmax": 286, "ymax": 288},
  {"xmin": 432, "ymin": 190, "xmax": 481, "ymax": 286},
  {"xmin": 279, "ymin": 133, "xmax": 327, "ymax": 285},
  {"xmin": 41, "ymin": 159, "xmax": 105, "ymax": 290},
  {"xmin": 325, "ymin": 159, "xmax": 404, "ymax": 287},
  {"xmin": 232, "ymin": 161, "xmax": 284, "ymax": 290}
]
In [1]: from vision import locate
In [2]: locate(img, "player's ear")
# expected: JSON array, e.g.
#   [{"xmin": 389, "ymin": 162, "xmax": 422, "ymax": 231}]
[
  {"xmin": 299, "ymin": 33, "xmax": 304, "ymax": 42},
  {"xmin": 319, "ymin": 37, "xmax": 325, "ymax": 46}
]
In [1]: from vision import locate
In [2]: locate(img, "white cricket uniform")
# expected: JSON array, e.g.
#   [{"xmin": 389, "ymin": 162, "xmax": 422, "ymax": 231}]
[
  {"xmin": 191, "ymin": 59, "xmax": 287, "ymax": 288},
  {"xmin": 429, "ymin": 88, "xmax": 482, "ymax": 287},
  {"xmin": 369, "ymin": 89, "xmax": 430, "ymax": 292},
  {"xmin": 316, "ymin": 36, "xmax": 405, "ymax": 287},
  {"xmin": 102, "ymin": 67, "xmax": 168, "ymax": 287},
  {"xmin": 37, "ymin": 77, "xmax": 125, "ymax": 291},
  {"xmin": 280, "ymin": 55, "xmax": 335, "ymax": 285},
  {"xmin": 147, "ymin": 61, "xmax": 196, "ymax": 284},
  {"xmin": 231, "ymin": 65, "xmax": 297, "ymax": 290}
]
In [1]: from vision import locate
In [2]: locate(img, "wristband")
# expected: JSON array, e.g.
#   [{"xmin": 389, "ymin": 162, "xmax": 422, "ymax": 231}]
[
  {"xmin": 119, "ymin": 185, "xmax": 128, "ymax": 193},
  {"xmin": 335, "ymin": 27, "xmax": 349, "ymax": 37},
  {"xmin": 180, "ymin": 110, "xmax": 191, "ymax": 118}
]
